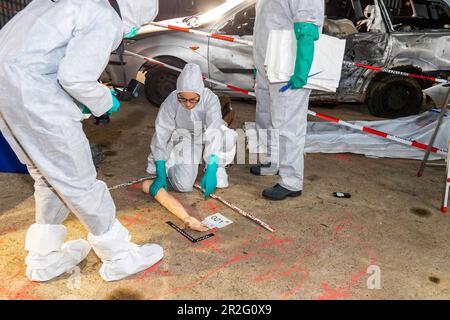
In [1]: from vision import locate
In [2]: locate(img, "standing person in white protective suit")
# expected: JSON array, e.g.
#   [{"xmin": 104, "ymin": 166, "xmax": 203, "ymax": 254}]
[
  {"xmin": 147, "ymin": 64, "xmax": 237, "ymax": 199},
  {"xmin": 250, "ymin": 0, "xmax": 324, "ymax": 200},
  {"xmin": 0, "ymin": 0, "xmax": 163, "ymax": 282}
]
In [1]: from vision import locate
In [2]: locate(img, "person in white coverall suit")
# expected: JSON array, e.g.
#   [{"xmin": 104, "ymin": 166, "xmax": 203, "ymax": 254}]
[
  {"xmin": 0, "ymin": 0, "xmax": 163, "ymax": 282},
  {"xmin": 251, "ymin": 0, "xmax": 324, "ymax": 200},
  {"xmin": 147, "ymin": 64, "xmax": 237, "ymax": 199}
]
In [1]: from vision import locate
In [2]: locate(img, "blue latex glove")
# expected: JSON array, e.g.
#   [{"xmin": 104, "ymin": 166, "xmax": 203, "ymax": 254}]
[
  {"xmin": 201, "ymin": 154, "xmax": 218, "ymax": 198},
  {"xmin": 289, "ymin": 22, "xmax": 320, "ymax": 90},
  {"xmin": 150, "ymin": 160, "xmax": 168, "ymax": 197},
  {"xmin": 124, "ymin": 27, "xmax": 139, "ymax": 39},
  {"xmin": 107, "ymin": 89, "xmax": 121, "ymax": 115}
]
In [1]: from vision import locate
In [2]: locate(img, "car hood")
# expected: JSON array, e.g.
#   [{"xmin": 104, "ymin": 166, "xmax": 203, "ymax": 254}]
[
  {"xmin": 138, "ymin": 0, "xmax": 252, "ymax": 35},
  {"xmin": 138, "ymin": 17, "xmax": 192, "ymax": 35}
]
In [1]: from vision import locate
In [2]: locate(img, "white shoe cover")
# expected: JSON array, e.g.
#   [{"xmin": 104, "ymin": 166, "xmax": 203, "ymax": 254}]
[
  {"xmin": 88, "ymin": 219, "xmax": 164, "ymax": 282},
  {"xmin": 216, "ymin": 167, "xmax": 229, "ymax": 189},
  {"xmin": 25, "ymin": 224, "xmax": 91, "ymax": 282}
]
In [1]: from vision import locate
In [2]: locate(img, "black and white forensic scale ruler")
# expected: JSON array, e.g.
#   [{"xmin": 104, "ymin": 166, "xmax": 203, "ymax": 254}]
[{"xmin": 166, "ymin": 221, "xmax": 215, "ymax": 243}]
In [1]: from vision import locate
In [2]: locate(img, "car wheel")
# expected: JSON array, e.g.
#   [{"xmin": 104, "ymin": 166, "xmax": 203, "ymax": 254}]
[
  {"xmin": 367, "ymin": 75, "xmax": 423, "ymax": 118},
  {"xmin": 144, "ymin": 57, "xmax": 187, "ymax": 107},
  {"xmin": 219, "ymin": 95, "xmax": 235, "ymax": 127}
]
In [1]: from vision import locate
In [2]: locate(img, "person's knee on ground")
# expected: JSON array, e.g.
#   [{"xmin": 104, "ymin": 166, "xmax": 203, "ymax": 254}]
[{"xmin": 167, "ymin": 165, "xmax": 196, "ymax": 193}]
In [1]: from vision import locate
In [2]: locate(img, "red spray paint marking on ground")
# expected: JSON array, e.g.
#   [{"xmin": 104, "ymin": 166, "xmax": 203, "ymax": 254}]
[
  {"xmin": 142, "ymin": 213, "xmax": 377, "ymax": 300},
  {"xmin": 315, "ymin": 283, "xmax": 353, "ymax": 300},
  {"xmin": 199, "ymin": 201, "xmax": 225, "ymax": 213},
  {"xmin": 133, "ymin": 260, "xmax": 171, "ymax": 282},
  {"xmin": 278, "ymin": 268, "xmax": 311, "ymax": 300},
  {"xmin": 253, "ymin": 253, "xmax": 284, "ymax": 282},
  {"xmin": 312, "ymin": 234, "xmax": 378, "ymax": 300},
  {"xmin": 122, "ymin": 213, "xmax": 147, "ymax": 228},
  {"xmin": 195, "ymin": 234, "xmax": 222, "ymax": 253},
  {"xmin": 144, "ymin": 229, "xmax": 261, "ymax": 300},
  {"xmin": 258, "ymin": 234, "xmax": 294, "ymax": 254},
  {"xmin": 114, "ymin": 184, "xmax": 378, "ymax": 300},
  {"xmin": 0, "ymin": 282, "xmax": 40, "ymax": 300},
  {"xmin": 147, "ymin": 252, "xmax": 256, "ymax": 300},
  {"xmin": 249, "ymin": 211, "xmax": 375, "ymax": 300}
]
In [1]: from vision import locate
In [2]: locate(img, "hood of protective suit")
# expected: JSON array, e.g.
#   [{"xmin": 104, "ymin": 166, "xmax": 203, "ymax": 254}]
[
  {"xmin": 116, "ymin": 0, "xmax": 159, "ymax": 34},
  {"xmin": 176, "ymin": 64, "xmax": 205, "ymax": 97}
]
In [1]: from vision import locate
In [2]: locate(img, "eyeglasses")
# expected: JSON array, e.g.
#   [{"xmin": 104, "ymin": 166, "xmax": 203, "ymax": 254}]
[{"xmin": 177, "ymin": 95, "xmax": 200, "ymax": 104}]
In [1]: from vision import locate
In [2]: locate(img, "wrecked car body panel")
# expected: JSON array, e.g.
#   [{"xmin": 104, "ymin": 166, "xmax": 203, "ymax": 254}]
[{"xmin": 105, "ymin": 0, "xmax": 450, "ymax": 116}]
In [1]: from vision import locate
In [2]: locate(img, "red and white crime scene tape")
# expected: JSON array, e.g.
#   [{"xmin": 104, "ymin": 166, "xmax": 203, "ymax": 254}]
[
  {"xmin": 442, "ymin": 142, "xmax": 450, "ymax": 213},
  {"xmin": 148, "ymin": 21, "xmax": 254, "ymax": 46},
  {"xmin": 126, "ymin": 50, "xmax": 254, "ymax": 96},
  {"xmin": 145, "ymin": 22, "xmax": 449, "ymax": 84},
  {"xmin": 342, "ymin": 61, "xmax": 448, "ymax": 84},
  {"xmin": 308, "ymin": 110, "xmax": 447, "ymax": 156},
  {"xmin": 124, "ymin": 50, "xmax": 448, "ymax": 157}
]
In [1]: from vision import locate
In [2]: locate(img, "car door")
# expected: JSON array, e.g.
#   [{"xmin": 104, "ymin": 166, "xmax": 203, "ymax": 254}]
[
  {"xmin": 207, "ymin": 3, "xmax": 256, "ymax": 96},
  {"xmin": 313, "ymin": 0, "xmax": 391, "ymax": 103}
]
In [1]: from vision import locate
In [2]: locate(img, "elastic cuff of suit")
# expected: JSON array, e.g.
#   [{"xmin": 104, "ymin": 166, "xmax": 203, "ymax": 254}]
[
  {"xmin": 294, "ymin": 22, "xmax": 319, "ymax": 40},
  {"xmin": 207, "ymin": 154, "xmax": 219, "ymax": 166}
]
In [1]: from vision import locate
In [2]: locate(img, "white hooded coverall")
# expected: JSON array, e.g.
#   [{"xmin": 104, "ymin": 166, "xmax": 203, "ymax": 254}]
[
  {"xmin": 147, "ymin": 64, "xmax": 237, "ymax": 192},
  {"xmin": 253, "ymin": 0, "xmax": 324, "ymax": 192},
  {"xmin": 0, "ymin": 0, "xmax": 162, "ymax": 282}
]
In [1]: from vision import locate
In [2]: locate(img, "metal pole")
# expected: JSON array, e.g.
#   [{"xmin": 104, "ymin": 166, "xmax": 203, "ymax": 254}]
[{"xmin": 418, "ymin": 81, "xmax": 450, "ymax": 177}]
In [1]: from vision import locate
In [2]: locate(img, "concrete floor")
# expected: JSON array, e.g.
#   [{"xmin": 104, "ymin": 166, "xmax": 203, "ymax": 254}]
[{"xmin": 0, "ymin": 96, "xmax": 448, "ymax": 300}]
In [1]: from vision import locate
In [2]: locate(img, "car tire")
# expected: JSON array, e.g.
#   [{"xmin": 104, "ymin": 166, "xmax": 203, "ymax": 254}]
[
  {"xmin": 367, "ymin": 75, "xmax": 423, "ymax": 118},
  {"xmin": 144, "ymin": 57, "xmax": 187, "ymax": 107}
]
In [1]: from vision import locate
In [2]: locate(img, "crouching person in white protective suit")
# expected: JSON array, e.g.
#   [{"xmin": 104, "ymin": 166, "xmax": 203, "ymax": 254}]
[
  {"xmin": 0, "ymin": 0, "xmax": 163, "ymax": 282},
  {"xmin": 146, "ymin": 64, "xmax": 237, "ymax": 200}
]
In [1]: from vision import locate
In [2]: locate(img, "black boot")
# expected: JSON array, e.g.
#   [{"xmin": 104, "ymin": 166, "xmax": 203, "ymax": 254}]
[
  {"xmin": 250, "ymin": 163, "xmax": 279, "ymax": 176},
  {"xmin": 262, "ymin": 184, "xmax": 302, "ymax": 201}
]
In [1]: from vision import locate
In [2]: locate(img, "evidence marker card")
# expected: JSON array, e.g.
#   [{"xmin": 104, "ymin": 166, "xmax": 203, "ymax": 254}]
[{"xmin": 202, "ymin": 213, "xmax": 233, "ymax": 229}]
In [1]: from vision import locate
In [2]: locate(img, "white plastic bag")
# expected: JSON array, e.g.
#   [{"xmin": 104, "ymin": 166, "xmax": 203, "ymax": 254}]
[{"xmin": 265, "ymin": 30, "xmax": 346, "ymax": 92}]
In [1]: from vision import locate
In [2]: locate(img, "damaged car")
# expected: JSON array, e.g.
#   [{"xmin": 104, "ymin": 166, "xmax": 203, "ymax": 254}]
[{"xmin": 105, "ymin": 0, "xmax": 450, "ymax": 118}]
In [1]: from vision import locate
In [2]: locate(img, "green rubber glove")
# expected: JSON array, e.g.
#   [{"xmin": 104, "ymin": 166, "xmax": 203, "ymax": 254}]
[
  {"xmin": 124, "ymin": 27, "xmax": 139, "ymax": 39},
  {"xmin": 289, "ymin": 22, "xmax": 320, "ymax": 90},
  {"xmin": 201, "ymin": 154, "xmax": 218, "ymax": 198},
  {"xmin": 150, "ymin": 160, "xmax": 168, "ymax": 197},
  {"xmin": 107, "ymin": 89, "xmax": 121, "ymax": 115},
  {"xmin": 82, "ymin": 105, "xmax": 91, "ymax": 115},
  {"xmin": 79, "ymin": 89, "xmax": 120, "ymax": 115}
]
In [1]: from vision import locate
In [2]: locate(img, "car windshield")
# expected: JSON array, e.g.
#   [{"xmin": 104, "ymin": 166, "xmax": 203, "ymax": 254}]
[
  {"xmin": 382, "ymin": 0, "xmax": 450, "ymax": 30},
  {"xmin": 184, "ymin": 0, "xmax": 250, "ymax": 27}
]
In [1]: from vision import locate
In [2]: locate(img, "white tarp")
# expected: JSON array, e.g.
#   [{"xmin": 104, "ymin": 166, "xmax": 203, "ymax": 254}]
[
  {"xmin": 265, "ymin": 31, "xmax": 346, "ymax": 92},
  {"xmin": 245, "ymin": 109, "xmax": 449, "ymax": 160},
  {"xmin": 425, "ymin": 84, "xmax": 450, "ymax": 107}
]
